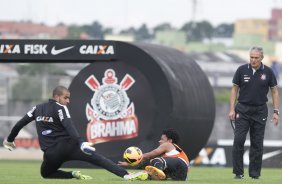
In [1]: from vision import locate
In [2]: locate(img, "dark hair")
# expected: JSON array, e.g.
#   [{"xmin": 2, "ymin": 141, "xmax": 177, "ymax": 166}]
[
  {"xmin": 162, "ymin": 128, "xmax": 180, "ymax": 144},
  {"xmin": 52, "ymin": 86, "xmax": 69, "ymax": 97}
]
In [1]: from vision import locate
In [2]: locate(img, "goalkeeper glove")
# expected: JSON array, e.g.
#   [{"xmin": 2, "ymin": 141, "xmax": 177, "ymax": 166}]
[
  {"xmin": 80, "ymin": 142, "xmax": 96, "ymax": 155},
  {"xmin": 3, "ymin": 138, "xmax": 16, "ymax": 151}
]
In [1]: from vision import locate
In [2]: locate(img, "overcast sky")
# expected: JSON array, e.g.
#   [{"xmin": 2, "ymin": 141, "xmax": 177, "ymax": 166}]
[{"xmin": 1, "ymin": 0, "xmax": 282, "ymax": 30}]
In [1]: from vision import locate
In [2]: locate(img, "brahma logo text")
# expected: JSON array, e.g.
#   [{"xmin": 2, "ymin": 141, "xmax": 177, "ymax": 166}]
[{"xmin": 85, "ymin": 69, "xmax": 137, "ymax": 144}]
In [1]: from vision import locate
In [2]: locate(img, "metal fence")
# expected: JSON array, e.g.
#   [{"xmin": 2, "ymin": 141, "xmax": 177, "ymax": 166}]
[{"xmin": 0, "ymin": 75, "xmax": 73, "ymax": 138}]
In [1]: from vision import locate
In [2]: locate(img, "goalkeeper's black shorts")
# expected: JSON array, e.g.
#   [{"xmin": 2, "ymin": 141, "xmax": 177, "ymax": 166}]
[{"xmin": 40, "ymin": 138, "xmax": 127, "ymax": 178}]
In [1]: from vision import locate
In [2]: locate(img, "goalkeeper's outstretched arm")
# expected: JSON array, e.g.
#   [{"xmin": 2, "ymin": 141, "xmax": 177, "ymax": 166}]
[{"xmin": 3, "ymin": 114, "xmax": 34, "ymax": 151}]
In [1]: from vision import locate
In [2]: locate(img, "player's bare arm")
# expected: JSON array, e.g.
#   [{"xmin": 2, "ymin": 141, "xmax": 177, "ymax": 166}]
[
  {"xmin": 143, "ymin": 142, "xmax": 174, "ymax": 160},
  {"xmin": 118, "ymin": 142, "xmax": 173, "ymax": 166}
]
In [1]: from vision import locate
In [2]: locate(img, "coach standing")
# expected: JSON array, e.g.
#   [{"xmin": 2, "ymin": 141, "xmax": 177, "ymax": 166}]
[{"xmin": 228, "ymin": 46, "xmax": 279, "ymax": 179}]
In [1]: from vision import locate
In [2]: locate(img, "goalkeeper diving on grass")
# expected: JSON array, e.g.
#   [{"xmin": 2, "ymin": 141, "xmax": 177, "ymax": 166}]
[{"xmin": 3, "ymin": 86, "xmax": 148, "ymax": 181}]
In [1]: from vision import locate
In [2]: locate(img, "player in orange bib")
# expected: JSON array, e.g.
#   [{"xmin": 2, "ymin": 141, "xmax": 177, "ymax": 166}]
[{"xmin": 119, "ymin": 128, "xmax": 189, "ymax": 181}]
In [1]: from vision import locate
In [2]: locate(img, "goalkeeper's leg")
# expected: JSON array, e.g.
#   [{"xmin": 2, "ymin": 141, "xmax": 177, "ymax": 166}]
[
  {"xmin": 71, "ymin": 146, "xmax": 149, "ymax": 180},
  {"xmin": 41, "ymin": 153, "xmax": 74, "ymax": 178},
  {"xmin": 41, "ymin": 139, "xmax": 91, "ymax": 179},
  {"xmin": 41, "ymin": 160, "xmax": 91, "ymax": 179},
  {"xmin": 70, "ymin": 148, "xmax": 128, "ymax": 178}
]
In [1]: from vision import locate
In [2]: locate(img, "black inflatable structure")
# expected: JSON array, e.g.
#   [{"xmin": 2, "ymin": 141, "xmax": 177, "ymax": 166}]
[
  {"xmin": 0, "ymin": 40, "xmax": 215, "ymax": 163},
  {"xmin": 68, "ymin": 41, "xmax": 215, "ymax": 161}
]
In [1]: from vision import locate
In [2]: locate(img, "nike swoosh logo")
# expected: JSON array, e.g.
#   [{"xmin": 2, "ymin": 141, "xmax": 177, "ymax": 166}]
[
  {"xmin": 262, "ymin": 150, "xmax": 282, "ymax": 160},
  {"xmin": 51, "ymin": 46, "xmax": 74, "ymax": 55}
]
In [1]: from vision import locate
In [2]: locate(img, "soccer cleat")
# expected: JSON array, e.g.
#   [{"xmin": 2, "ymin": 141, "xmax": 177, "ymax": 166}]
[
  {"xmin": 72, "ymin": 171, "xmax": 92, "ymax": 180},
  {"xmin": 234, "ymin": 174, "xmax": 244, "ymax": 179},
  {"xmin": 145, "ymin": 166, "xmax": 166, "ymax": 180},
  {"xmin": 124, "ymin": 171, "xmax": 149, "ymax": 181}
]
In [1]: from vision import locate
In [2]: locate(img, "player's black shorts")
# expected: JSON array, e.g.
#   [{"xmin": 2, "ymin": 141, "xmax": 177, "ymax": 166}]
[{"xmin": 163, "ymin": 157, "xmax": 188, "ymax": 181}]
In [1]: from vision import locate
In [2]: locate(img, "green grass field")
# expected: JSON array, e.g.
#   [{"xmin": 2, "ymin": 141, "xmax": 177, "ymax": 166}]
[{"xmin": 0, "ymin": 160, "xmax": 281, "ymax": 184}]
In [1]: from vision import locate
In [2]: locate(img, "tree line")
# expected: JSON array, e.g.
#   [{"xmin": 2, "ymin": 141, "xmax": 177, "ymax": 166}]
[{"xmin": 67, "ymin": 21, "xmax": 234, "ymax": 41}]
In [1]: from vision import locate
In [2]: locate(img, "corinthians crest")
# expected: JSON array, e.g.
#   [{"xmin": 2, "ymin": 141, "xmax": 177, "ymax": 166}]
[{"xmin": 85, "ymin": 69, "xmax": 138, "ymax": 144}]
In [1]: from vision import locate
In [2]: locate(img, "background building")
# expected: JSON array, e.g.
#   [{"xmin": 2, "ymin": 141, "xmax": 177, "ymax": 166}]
[{"xmin": 0, "ymin": 21, "xmax": 68, "ymax": 39}]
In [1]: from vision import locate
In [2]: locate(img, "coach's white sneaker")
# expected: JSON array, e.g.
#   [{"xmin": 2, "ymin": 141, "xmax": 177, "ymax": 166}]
[{"xmin": 124, "ymin": 171, "xmax": 149, "ymax": 181}]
